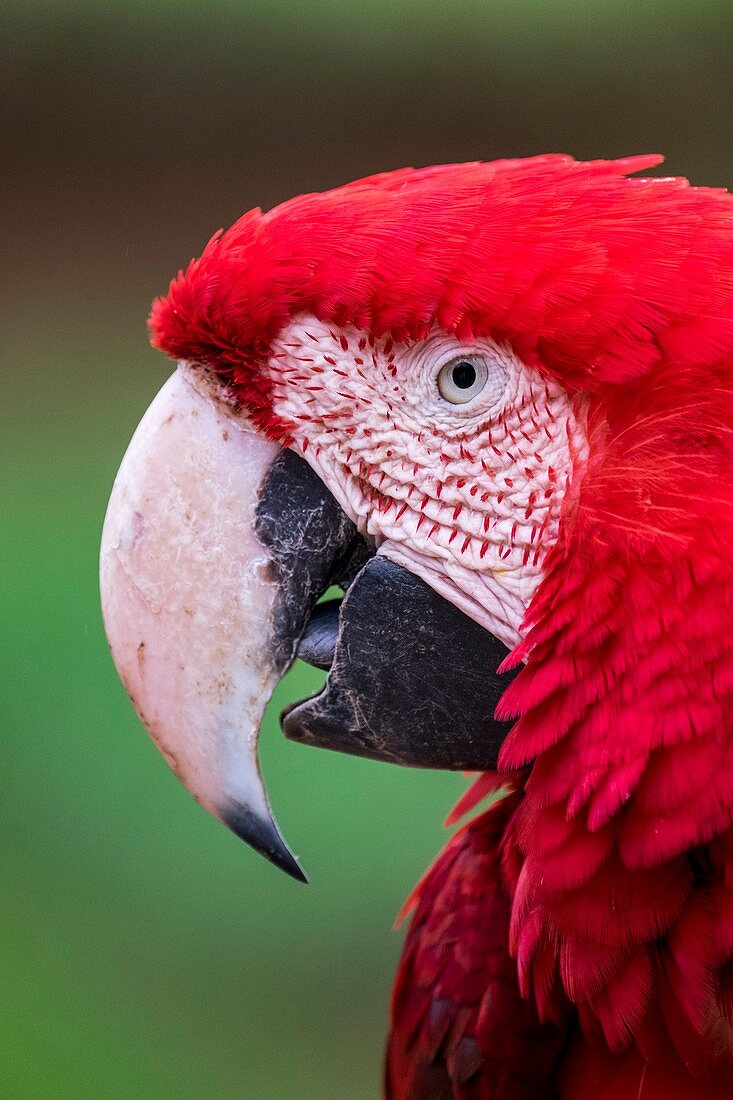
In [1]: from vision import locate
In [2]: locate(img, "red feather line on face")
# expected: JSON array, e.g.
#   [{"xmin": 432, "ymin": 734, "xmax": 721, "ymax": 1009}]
[{"xmin": 150, "ymin": 155, "xmax": 733, "ymax": 1082}]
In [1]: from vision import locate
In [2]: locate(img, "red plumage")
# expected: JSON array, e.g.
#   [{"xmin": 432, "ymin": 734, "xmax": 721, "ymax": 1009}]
[
  {"xmin": 151, "ymin": 153, "xmax": 733, "ymax": 412},
  {"xmin": 150, "ymin": 155, "xmax": 733, "ymax": 1095},
  {"xmin": 386, "ymin": 786, "xmax": 567, "ymax": 1099}
]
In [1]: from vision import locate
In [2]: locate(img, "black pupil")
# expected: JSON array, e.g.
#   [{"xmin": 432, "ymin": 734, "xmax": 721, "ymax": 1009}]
[{"xmin": 451, "ymin": 361, "xmax": 477, "ymax": 389}]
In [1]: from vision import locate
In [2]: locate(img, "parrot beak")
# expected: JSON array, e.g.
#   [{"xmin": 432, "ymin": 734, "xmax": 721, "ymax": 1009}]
[
  {"xmin": 100, "ymin": 366, "xmax": 364, "ymax": 881},
  {"xmin": 101, "ymin": 365, "xmax": 518, "ymax": 879}
]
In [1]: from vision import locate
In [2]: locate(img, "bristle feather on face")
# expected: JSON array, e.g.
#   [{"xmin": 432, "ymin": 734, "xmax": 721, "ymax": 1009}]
[{"xmin": 264, "ymin": 315, "xmax": 587, "ymax": 648}]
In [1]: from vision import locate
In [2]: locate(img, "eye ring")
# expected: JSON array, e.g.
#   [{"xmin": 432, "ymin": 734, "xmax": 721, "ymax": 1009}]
[{"xmin": 437, "ymin": 356, "xmax": 489, "ymax": 405}]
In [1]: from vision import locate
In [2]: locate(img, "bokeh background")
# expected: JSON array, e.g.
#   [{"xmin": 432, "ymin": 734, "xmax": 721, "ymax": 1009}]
[{"xmin": 3, "ymin": 2, "xmax": 733, "ymax": 1096}]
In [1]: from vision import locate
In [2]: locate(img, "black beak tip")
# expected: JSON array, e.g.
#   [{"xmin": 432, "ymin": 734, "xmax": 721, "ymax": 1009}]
[{"xmin": 221, "ymin": 804, "xmax": 309, "ymax": 884}]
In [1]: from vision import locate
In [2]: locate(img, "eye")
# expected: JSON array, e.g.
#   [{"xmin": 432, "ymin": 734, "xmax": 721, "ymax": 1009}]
[{"xmin": 437, "ymin": 356, "xmax": 489, "ymax": 405}]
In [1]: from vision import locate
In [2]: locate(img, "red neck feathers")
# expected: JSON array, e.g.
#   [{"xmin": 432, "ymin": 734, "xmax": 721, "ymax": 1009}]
[{"xmin": 497, "ymin": 361, "xmax": 733, "ymax": 1072}]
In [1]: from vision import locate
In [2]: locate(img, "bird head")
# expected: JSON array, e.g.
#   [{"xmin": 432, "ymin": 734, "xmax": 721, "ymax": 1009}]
[{"xmin": 100, "ymin": 155, "xmax": 733, "ymax": 881}]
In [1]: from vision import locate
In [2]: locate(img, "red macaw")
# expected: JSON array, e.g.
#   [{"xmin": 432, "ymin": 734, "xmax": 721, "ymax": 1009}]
[{"xmin": 100, "ymin": 155, "xmax": 733, "ymax": 1097}]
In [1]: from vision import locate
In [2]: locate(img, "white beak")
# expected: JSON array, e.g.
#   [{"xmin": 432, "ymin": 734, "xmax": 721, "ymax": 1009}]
[{"xmin": 100, "ymin": 366, "xmax": 307, "ymax": 879}]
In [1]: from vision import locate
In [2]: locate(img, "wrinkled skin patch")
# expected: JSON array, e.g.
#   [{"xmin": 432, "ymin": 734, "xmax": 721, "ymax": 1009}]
[{"xmin": 266, "ymin": 315, "xmax": 589, "ymax": 648}]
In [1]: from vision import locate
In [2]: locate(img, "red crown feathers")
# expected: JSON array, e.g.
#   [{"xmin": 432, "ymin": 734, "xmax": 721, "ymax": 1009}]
[{"xmin": 150, "ymin": 154, "xmax": 733, "ymax": 403}]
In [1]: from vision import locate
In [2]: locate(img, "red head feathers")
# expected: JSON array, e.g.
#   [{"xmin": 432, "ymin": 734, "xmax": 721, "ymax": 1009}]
[
  {"xmin": 151, "ymin": 153, "xmax": 733, "ymax": 398},
  {"xmin": 151, "ymin": 155, "xmax": 733, "ymax": 1087}
]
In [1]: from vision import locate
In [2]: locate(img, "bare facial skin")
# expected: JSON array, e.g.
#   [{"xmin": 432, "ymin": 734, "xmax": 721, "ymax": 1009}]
[{"xmin": 268, "ymin": 316, "xmax": 588, "ymax": 649}]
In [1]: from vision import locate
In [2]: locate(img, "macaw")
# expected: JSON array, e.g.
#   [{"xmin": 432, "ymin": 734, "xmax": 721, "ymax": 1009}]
[{"xmin": 100, "ymin": 155, "xmax": 733, "ymax": 1098}]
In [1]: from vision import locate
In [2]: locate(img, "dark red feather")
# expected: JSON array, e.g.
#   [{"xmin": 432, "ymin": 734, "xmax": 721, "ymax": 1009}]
[{"xmin": 386, "ymin": 791, "xmax": 567, "ymax": 1099}]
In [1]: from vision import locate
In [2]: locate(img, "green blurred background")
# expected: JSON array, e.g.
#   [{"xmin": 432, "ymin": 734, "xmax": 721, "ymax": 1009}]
[{"xmin": 2, "ymin": 2, "xmax": 732, "ymax": 1096}]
